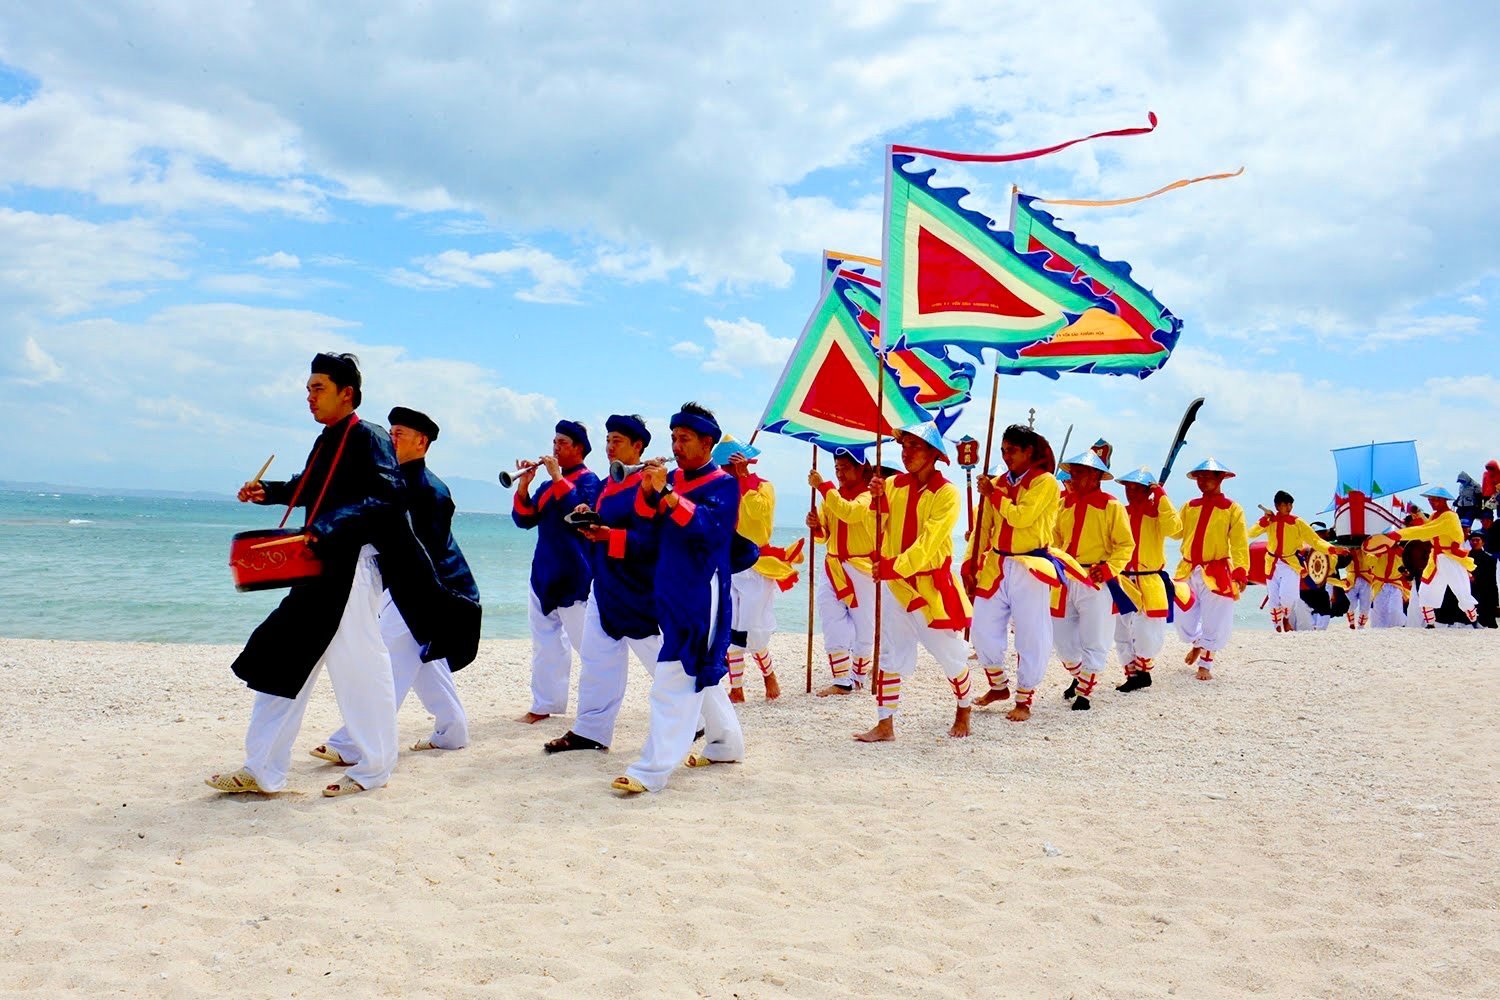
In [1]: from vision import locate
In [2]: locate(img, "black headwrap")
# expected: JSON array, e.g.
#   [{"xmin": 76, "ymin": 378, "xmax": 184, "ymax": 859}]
[
  {"xmin": 311, "ymin": 352, "xmax": 362, "ymax": 408},
  {"xmin": 388, "ymin": 406, "xmax": 439, "ymax": 442}
]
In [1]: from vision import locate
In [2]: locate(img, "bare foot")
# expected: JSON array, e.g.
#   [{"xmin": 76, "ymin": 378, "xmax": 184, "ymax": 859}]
[
  {"xmin": 728, "ymin": 687, "xmax": 746, "ymax": 704},
  {"xmin": 516, "ymin": 712, "xmax": 550, "ymax": 724},
  {"xmin": 948, "ymin": 706, "xmax": 972, "ymax": 738},
  {"xmin": 1196, "ymin": 666, "xmax": 1213, "ymax": 681},
  {"xmin": 1006, "ymin": 703, "xmax": 1032, "ymax": 723},
  {"xmin": 1184, "ymin": 646, "xmax": 1203, "ymax": 665},
  {"xmin": 816, "ymin": 683, "xmax": 854, "ymax": 697},
  {"xmin": 764, "ymin": 673, "xmax": 781, "ymax": 700},
  {"xmin": 853, "ymin": 718, "xmax": 895, "ymax": 742},
  {"xmin": 974, "ymin": 687, "xmax": 1010, "ymax": 707}
]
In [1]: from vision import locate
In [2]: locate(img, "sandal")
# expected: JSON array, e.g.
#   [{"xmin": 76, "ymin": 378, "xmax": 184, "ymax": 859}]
[
  {"xmin": 309, "ymin": 744, "xmax": 353, "ymax": 766},
  {"xmin": 322, "ymin": 777, "xmax": 367, "ymax": 798},
  {"xmin": 543, "ymin": 732, "xmax": 607, "ymax": 754},
  {"xmin": 205, "ymin": 768, "xmax": 265, "ymax": 794},
  {"xmin": 411, "ymin": 740, "xmax": 438, "ymax": 752},
  {"xmin": 685, "ymin": 753, "xmax": 738, "ymax": 769},
  {"xmin": 610, "ymin": 775, "xmax": 647, "ymax": 795}
]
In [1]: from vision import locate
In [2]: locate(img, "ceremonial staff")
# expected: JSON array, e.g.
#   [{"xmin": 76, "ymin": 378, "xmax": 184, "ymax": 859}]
[{"xmin": 805, "ymin": 445, "xmax": 817, "ymax": 694}]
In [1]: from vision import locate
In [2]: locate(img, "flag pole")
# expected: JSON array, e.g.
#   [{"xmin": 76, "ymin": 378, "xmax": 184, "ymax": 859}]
[
  {"xmin": 871, "ymin": 146, "xmax": 893, "ymax": 698},
  {"xmin": 805, "ymin": 443, "xmax": 818, "ymax": 694}
]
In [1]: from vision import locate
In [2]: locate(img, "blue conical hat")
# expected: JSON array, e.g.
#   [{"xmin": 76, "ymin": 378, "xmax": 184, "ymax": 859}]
[
  {"xmin": 1116, "ymin": 466, "xmax": 1159, "ymax": 487},
  {"xmin": 1420, "ymin": 485, "xmax": 1456, "ymax": 501},
  {"xmin": 1060, "ymin": 451, "xmax": 1113, "ymax": 480},
  {"xmin": 1187, "ymin": 457, "xmax": 1235, "ymax": 478},
  {"xmin": 710, "ymin": 434, "xmax": 761, "ymax": 467},
  {"xmin": 896, "ymin": 422, "xmax": 950, "ymax": 462}
]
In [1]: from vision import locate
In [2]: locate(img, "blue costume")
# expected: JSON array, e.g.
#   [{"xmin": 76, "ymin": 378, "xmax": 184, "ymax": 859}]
[
  {"xmin": 591, "ymin": 470, "xmax": 660, "ymax": 640},
  {"xmin": 512, "ymin": 462, "xmax": 600, "ymax": 613},
  {"xmin": 641, "ymin": 462, "xmax": 741, "ymax": 690}
]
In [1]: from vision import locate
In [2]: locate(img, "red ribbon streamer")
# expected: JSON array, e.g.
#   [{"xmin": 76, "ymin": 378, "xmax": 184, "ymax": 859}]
[{"xmin": 891, "ymin": 112, "xmax": 1157, "ymax": 163}]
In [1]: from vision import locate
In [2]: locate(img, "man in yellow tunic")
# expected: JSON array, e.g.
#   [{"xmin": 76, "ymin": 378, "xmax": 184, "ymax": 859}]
[
  {"xmin": 1359, "ymin": 535, "xmax": 1410, "ymax": 629},
  {"xmin": 1112, "ymin": 467, "xmax": 1186, "ymax": 692},
  {"xmin": 806, "ymin": 449, "xmax": 876, "ymax": 696},
  {"xmin": 1173, "ymin": 458, "xmax": 1250, "ymax": 681},
  {"xmin": 720, "ymin": 440, "xmax": 803, "ymax": 702},
  {"xmin": 1386, "ymin": 486, "xmax": 1478, "ymax": 627},
  {"xmin": 1052, "ymin": 451, "xmax": 1134, "ymax": 713},
  {"xmin": 1248, "ymin": 490, "xmax": 1334, "ymax": 633},
  {"xmin": 854, "ymin": 423, "xmax": 974, "ymax": 743}
]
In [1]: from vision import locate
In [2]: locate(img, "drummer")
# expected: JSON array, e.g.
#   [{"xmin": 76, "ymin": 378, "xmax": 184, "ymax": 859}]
[{"xmin": 208, "ymin": 352, "xmax": 403, "ymax": 798}]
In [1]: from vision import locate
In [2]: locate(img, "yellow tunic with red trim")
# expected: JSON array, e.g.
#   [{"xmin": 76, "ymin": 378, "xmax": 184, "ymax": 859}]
[
  {"xmin": 1116, "ymin": 493, "xmax": 1188, "ymax": 616},
  {"xmin": 1174, "ymin": 494, "xmax": 1250, "ymax": 598},
  {"xmin": 1055, "ymin": 489, "xmax": 1135, "ymax": 576},
  {"xmin": 814, "ymin": 480, "xmax": 875, "ymax": 607},
  {"xmin": 1392, "ymin": 510, "xmax": 1474, "ymax": 583},
  {"xmin": 737, "ymin": 476, "xmax": 802, "ymax": 591},
  {"xmin": 963, "ymin": 468, "xmax": 1064, "ymax": 598},
  {"xmin": 1362, "ymin": 543, "xmax": 1410, "ymax": 598},
  {"xmin": 874, "ymin": 471, "xmax": 971, "ymax": 629},
  {"xmin": 1248, "ymin": 514, "xmax": 1331, "ymax": 578}
]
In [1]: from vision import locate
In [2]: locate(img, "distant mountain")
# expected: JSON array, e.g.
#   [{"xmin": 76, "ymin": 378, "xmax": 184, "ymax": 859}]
[
  {"xmin": 0, "ymin": 480, "xmax": 233, "ymax": 502},
  {"xmin": 447, "ymin": 475, "xmax": 511, "ymax": 514}
]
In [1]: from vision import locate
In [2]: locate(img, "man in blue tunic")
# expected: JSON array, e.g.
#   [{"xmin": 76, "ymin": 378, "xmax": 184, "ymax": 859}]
[
  {"xmin": 511, "ymin": 419, "xmax": 601, "ymax": 724},
  {"xmin": 613, "ymin": 402, "xmax": 745, "ymax": 794},
  {"xmin": 545, "ymin": 414, "xmax": 662, "ymax": 753}
]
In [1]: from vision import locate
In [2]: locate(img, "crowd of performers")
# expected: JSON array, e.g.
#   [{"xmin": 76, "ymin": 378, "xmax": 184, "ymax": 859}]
[{"xmin": 206, "ymin": 352, "xmax": 1498, "ymax": 798}]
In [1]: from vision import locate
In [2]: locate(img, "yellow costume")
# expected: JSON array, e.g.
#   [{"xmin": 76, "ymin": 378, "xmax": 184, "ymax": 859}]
[
  {"xmin": 813, "ymin": 480, "xmax": 875, "ymax": 605},
  {"xmin": 1117, "ymin": 492, "xmax": 1188, "ymax": 617},
  {"xmin": 875, "ymin": 472, "xmax": 970, "ymax": 629},
  {"xmin": 1175, "ymin": 495, "xmax": 1250, "ymax": 597},
  {"xmin": 737, "ymin": 477, "xmax": 802, "ymax": 590},
  {"xmin": 1248, "ymin": 514, "xmax": 1332, "ymax": 578}
]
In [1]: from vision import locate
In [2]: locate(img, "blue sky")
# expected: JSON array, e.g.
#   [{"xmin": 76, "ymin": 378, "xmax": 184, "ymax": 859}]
[{"xmin": 2, "ymin": 2, "xmax": 1497, "ymax": 521}]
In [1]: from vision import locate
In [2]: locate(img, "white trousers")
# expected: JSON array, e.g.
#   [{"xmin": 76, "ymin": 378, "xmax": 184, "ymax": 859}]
[
  {"xmin": 1174, "ymin": 568, "xmax": 1235, "ymax": 653},
  {"xmin": 730, "ymin": 569, "xmax": 778, "ymax": 652},
  {"xmin": 971, "ymin": 562, "xmax": 1054, "ymax": 692},
  {"xmin": 1266, "ymin": 562, "xmax": 1300, "ymax": 610},
  {"xmin": 625, "ymin": 664, "xmax": 744, "ymax": 793},
  {"xmin": 816, "ymin": 565, "xmax": 876, "ymax": 659},
  {"xmin": 877, "ymin": 582, "xmax": 973, "ymax": 718},
  {"xmin": 324, "ymin": 592, "xmax": 469, "ymax": 763},
  {"xmin": 1348, "ymin": 578, "xmax": 1373, "ymax": 616},
  {"xmin": 528, "ymin": 589, "xmax": 588, "ymax": 715},
  {"xmin": 573, "ymin": 593, "xmax": 663, "ymax": 747},
  {"xmin": 1370, "ymin": 585, "xmax": 1406, "ymax": 628},
  {"xmin": 1418, "ymin": 556, "xmax": 1476, "ymax": 612},
  {"xmin": 1053, "ymin": 577, "xmax": 1113, "ymax": 675},
  {"xmin": 1114, "ymin": 612, "xmax": 1167, "ymax": 664},
  {"xmin": 243, "ymin": 545, "xmax": 398, "ymax": 792}
]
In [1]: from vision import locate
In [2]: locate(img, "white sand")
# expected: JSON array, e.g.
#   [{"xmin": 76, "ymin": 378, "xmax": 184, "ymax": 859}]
[{"xmin": 0, "ymin": 628, "xmax": 1496, "ymax": 998}]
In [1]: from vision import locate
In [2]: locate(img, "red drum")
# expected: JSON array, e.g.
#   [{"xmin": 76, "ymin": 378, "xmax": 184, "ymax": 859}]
[
  {"xmin": 229, "ymin": 528, "xmax": 323, "ymax": 592},
  {"xmin": 1247, "ymin": 539, "xmax": 1269, "ymax": 586}
]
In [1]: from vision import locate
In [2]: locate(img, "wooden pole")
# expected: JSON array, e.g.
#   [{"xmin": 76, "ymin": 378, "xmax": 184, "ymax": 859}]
[
  {"xmin": 966, "ymin": 367, "xmax": 1003, "ymax": 581},
  {"xmin": 805, "ymin": 444, "xmax": 818, "ymax": 694}
]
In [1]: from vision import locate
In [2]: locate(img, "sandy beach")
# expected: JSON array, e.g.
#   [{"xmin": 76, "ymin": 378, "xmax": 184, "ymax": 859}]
[{"xmin": 1, "ymin": 628, "xmax": 1495, "ymax": 998}]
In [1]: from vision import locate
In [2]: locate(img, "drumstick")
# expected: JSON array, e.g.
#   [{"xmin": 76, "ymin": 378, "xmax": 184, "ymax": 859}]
[
  {"xmin": 249, "ymin": 454, "xmax": 275, "ymax": 486},
  {"xmin": 1257, "ymin": 503, "xmax": 1274, "ymax": 515},
  {"xmin": 250, "ymin": 533, "xmax": 309, "ymax": 550}
]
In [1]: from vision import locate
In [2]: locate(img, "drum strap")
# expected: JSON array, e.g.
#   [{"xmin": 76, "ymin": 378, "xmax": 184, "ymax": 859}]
[{"xmin": 278, "ymin": 415, "xmax": 362, "ymax": 529}]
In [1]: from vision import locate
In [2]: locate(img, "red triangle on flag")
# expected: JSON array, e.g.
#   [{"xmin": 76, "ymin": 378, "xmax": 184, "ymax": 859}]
[
  {"xmin": 800, "ymin": 340, "xmax": 895, "ymax": 436},
  {"xmin": 917, "ymin": 226, "xmax": 1044, "ymax": 319}
]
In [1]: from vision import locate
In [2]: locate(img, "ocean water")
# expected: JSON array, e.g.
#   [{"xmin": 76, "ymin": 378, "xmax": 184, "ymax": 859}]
[{"xmin": 0, "ymin": 489, "xmax": 814, "ymax": 644}]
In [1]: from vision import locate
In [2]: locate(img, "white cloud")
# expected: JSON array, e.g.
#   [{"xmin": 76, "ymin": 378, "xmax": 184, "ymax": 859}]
[
  {"xmin": 0, "ymin": 208, "xmax": 188, "ymax": 316},
  {"xmin": 393, "ymin": 248, "xmax": 584, "ymax": 304},
  {"xmin": 700, "ymin": 318, "xmax": 794, "ymax": 376},
  {"xmin": 17, "ymin": 336, "xmax": 62, "ymax": 384},
  {"xmin": 198, "ymin": 272, "xmax": 339, "ymax": 299},
  {"xmin": 670, "ymin": 341, "xmax": 704, "ymax": 357},
  {"xmin": 254, "ymin": 251, "xmax": 300, "ymax": 270}
]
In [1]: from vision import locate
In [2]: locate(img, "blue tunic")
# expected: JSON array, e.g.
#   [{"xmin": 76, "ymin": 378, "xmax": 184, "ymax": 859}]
[
  {"xmin": 641, "ymin": 462, "xmax": 740, "ymax": 690},
  {"xmin": 512, "ymin": 463, "xmax": 601, "ymax": 615},
  {"xmin": 589, "ymin": 471, "xmax": 661, "ymax": 641}
]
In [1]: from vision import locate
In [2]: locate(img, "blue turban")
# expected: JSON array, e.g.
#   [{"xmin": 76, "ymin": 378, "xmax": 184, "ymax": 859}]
[
  {"xmin": 670, "ymin": 409, "xmax": 721, "ymax": 443},
  {"xmin": 555, "ymin": 419, "xmax": 591, "ymax": 457},
  {"xmin": 605, "ymin": 414, "xmax": 651, "ymax": 448}
]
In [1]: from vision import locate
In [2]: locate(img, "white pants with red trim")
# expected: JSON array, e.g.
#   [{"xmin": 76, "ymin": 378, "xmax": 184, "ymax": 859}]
[
  {"xmin": 243, "ymin": 545, "xmax": 398, "ymax": 792},
  {"xmin": 1417, "ymin": 556, "xmax": 1476, "ymax": 612},
  {"xmin": 572, "ymin": 593, "xmax": 663, "ymax": 747},
  {"xmin": 1053, "ymin": 577, "xmax": 1113, "ymax": 676},
  {"xmin": 730, "ymin": 569, "xmax": 778, "ymax": 652},
  {"xmin": 1348, "ymin": 578, "xmax": 1373, "ymax": 617},
  {"xmin": 1370, "ymin": 585, "xmax": 1406, "ymax": 628},
  {"xmin": 324, "ymin": 591, "xmax": 469, "ymax": 763},
  {"xmin": 815, "ymin": 564, "xmax": 876, "ymax": 661},
  {"xmin": 1173, "ymin": 568, "xmax": 1235, "ymax": 653},
  {"xmin": 1114, "ymin": 611, "xmax": 1167, "ymax": 664},
  {"xmin": 970, "ymin": 562, "xmax": 1054, "ymax": 692},
  {"xmin": 1266, "ymin": 562, "xmax": 1300, "ymax": 611},
  {"xmin": 877, "ymin": 582, "xmax": 973, "ymax": 719},
  {"xmin": 528, "ymin": 590, "xmax": 588, "ymax": 715}
]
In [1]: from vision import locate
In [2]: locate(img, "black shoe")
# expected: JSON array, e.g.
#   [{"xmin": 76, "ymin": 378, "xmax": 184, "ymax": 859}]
[
  {"xmin": 694, "ymin": 728, "xmax": 706, "ymax": 742},
  {"xmin": 543, "ymin": 731, "xmax": 607, "ymax": 754},
  {"xmin": 1063, "ymin": 678, "xmax": 1078, "ymax": 700},
  {"xmin": 1117, "ymin": 672, "xmax": 1153, "ymax": 693},
  {"xmin": 1071, "ymin": 695, "xmax": 1091, "ymax": 711}
]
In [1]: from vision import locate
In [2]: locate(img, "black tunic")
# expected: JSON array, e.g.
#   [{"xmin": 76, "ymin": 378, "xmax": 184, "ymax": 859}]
[{"xmin": 231, "ymin": 414, "xmax": 405, "ymax": 699}]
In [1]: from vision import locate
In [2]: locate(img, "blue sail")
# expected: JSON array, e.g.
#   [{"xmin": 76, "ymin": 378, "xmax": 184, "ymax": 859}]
[{"xmin": 1332, "ymin": 441, "xmax": 1421, "ymax": 498}]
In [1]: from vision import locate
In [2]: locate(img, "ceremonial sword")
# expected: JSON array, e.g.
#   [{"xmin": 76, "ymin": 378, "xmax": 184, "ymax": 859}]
[{"xmin": 1159, "ymin": 397, "xmax": 1205, "ymax": 485}]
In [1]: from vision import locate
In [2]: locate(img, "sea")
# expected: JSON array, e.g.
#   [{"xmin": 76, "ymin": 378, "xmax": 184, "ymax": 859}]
[{"xmin": 0, "ymin": 487, "xmax": 1272, "ymax": 645}]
